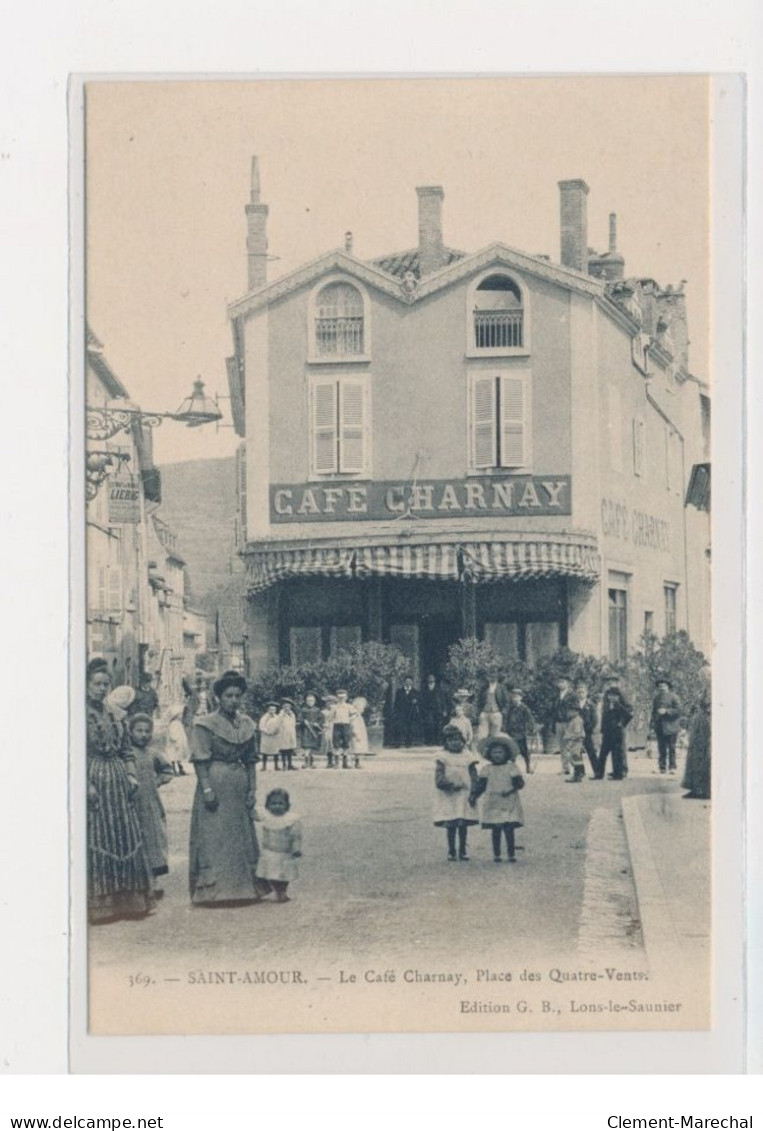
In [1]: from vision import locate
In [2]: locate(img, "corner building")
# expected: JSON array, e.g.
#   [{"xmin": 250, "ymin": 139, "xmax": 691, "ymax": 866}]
[{"xmin": 227, "ymin": 164, "xmax": 711, "ymax": 679}]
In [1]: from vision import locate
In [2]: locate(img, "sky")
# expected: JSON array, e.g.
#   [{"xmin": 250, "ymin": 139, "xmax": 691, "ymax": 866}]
[{"xmin": 84, "ymin": 76, "xmax": 710, "ymax": 465}]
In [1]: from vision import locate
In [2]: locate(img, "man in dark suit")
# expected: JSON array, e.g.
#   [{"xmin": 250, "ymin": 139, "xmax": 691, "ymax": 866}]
[
  {"xmin": 574, "ymin": 678, "xmax": 599, "ymax": 778},
  {"xmin": 651, "ymin": 676, "xmax": 682, "ymax": 774},
  {"xmin": 393, "ymin": 677, "xmax": 420, "ymax": 748},
  {"xmin": 598, "ymin": 673, "xmax": 634, "ymax": 780},
  {"xmin": 419, "ymin": 674, "xmax": 448, "ymax": 746}
]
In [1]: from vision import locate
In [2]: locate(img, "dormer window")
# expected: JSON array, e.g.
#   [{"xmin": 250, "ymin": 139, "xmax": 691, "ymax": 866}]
[
  {"xmin": 473, "ymin": 274, "xmax": 524, "ymax": 350},
  {"xmin": 315, "ymin": 281, "xmax": 364, "ymax": 356}
]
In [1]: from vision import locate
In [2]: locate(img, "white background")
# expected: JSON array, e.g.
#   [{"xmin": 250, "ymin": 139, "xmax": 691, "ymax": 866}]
[{"xmin": 0, "ymin": 0, "xmax": 760, "ymax": 1117}]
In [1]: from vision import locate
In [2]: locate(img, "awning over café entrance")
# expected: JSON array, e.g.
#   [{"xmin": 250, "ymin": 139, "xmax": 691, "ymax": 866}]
[{"xmin": 245, "ymin": 531, "xmax": 600, "ymax": 595}]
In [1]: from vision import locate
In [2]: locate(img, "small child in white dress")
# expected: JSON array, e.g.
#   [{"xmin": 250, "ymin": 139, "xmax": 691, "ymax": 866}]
[
  {"xmin": 469, "ymin": 733, "xmax": 525, "ymax": 863},
  {"xmin": 433, "ymin": 724, "xmax": 479, "ymax": 861},
  {"xmin": 254, "ymin": 788, "xmax": 302, "ymax": 902}
]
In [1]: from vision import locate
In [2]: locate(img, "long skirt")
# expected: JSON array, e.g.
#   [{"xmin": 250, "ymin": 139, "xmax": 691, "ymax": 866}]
[
  {"xmin": 682, "ymin": 710, "xmax": 711, "ymax": 798},
  {"xmin": 88, "ymin": 758, "xmax": 154, "ymax": 923},
  {"xmin": 132, "ymin": 772, "xmax": 168, "ymax": 877},
  {"xmin": 189, "ymin": 762, "xmax": 260, "ymax": 904}
]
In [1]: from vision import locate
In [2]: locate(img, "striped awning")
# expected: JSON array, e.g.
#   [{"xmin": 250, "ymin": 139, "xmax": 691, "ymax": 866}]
[
  {"xmin": 460, "ymin": 536, "xmax": 600, "ymax": 584},
  {"xmin": 247, "ymin": 533, "xmax": 599, "ymax": 595},
  {"xmin": 354, "ymin": 542, "xmax": 460, "ymax": 581},
  {"xmin": 246, "ymin": 545, "xmax": 354, "ymax": 595}
]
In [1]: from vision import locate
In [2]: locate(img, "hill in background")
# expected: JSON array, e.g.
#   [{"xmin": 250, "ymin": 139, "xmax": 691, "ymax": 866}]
[{"xmin": 157, "ymin": 457, "xmax": 239, "ymax": 604}]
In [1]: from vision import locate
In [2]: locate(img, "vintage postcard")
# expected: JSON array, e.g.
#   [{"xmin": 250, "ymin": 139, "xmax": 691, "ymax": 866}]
[{"xmin": 75, "ymin": 75, "xmax": 729, "ymax": 1042}]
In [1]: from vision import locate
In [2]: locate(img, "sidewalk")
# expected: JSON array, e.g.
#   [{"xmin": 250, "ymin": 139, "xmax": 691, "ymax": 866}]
[{"xmin": 622, "ymin": 787, "xmax": 711, "ymax": 979}]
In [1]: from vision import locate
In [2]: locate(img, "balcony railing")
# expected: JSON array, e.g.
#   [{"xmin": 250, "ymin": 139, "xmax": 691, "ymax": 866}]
[
  {"xmin": 474, "ymin": 309, "xmax": 524, "ymax": 349},
  {"xmin": 315, "ymin": 316, "xmax": 364, "ymax": 356}
]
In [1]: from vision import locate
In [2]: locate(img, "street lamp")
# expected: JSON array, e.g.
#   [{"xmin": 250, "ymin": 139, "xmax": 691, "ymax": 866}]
[{"xmin": 86, "ymin": 377, "xmax": 223, "ymax": 441}]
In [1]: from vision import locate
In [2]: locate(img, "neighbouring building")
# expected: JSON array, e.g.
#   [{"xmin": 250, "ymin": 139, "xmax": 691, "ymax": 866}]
[
  {"xmin": 86, "ymin": 329, "xmax": 194, "ymax": 703},
  {"xmin": 225, "ymin": 163, "xmax": 711, "ymax": 680}
]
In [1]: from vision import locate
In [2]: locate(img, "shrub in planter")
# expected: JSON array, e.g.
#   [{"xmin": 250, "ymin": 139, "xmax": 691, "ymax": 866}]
[
  {"xmin": 444, "ymin": 638, "xmax": 506, "ymax": 695},
  {"xmin": 627, "ymin": 630, "xmax": 709, "ymax": 737}
]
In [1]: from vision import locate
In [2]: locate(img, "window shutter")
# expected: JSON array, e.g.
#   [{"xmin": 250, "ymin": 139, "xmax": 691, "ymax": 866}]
[
  {"xmin": 608, "ymin": 385, "xmax": 623, "ymax": 472},
  {"xmin": 633, "ymin": 417, "xmax": 646, "ymax": 477},
  {"xmin": 312, "ymin": 381, "xmax": 338, "ymax": 474},
  {"xmin": 107, "ymin": 566, "xmax": 122, "ymax": 617},
  {"xmin": 97, "ymin": 565, "xmax": 107, "ymax": 612},
  {"xmin": 471, "ymin": 375, "xmax": 497, "ymax": 469},
  {"xmin": 339, "ymin": 379, "xmax": 367, "ymax": 474},
  {"xmin": 500, "ymin": 375, "xmax": 526, "ymax": 467}
]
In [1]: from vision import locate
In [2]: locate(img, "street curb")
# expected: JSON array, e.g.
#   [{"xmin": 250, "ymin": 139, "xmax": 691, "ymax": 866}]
[{"xmin": 621, "ymin": 794, "xmax": 681, "ymax": 979}]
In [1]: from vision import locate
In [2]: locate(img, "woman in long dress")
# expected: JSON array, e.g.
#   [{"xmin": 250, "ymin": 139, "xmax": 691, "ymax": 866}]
[
  {"xmin": 188, "ymin": 669, "xmax": 260, "ymax": 906},
  {"xmin": 87, "ymin": 658, "xmax": 154, "ymax": 925},
  {"xmin": 682, "ymin": 665, "xmax": 711, "ymax": 800}
]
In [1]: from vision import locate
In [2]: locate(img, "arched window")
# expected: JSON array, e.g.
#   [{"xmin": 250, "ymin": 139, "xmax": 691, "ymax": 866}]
[
  {"xmin": 473, "ymin": 274, "xmax": 524, "ymax": 350},
  {"xmin": 315, "ymin": 281, "xmax": 365, "ymax": 357}
]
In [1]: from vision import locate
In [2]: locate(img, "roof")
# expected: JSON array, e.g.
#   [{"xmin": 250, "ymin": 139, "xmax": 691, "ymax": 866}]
[
  {"xmin": 371, "ymin": 246, "xmax": 466, "ymax": 280},
  {"xmin": 218, "ymin": 601, "xmax": 247, "ymax": 643},
  {"xmin": 86, "ymin": 324, "xmax": 130, "ymax": 399},
  {"xmin": 227, "ymin": 242, "xmax": 604, "ymax": 322}
]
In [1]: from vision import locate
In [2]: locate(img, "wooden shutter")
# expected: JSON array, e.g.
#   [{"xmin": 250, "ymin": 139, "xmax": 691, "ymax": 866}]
[
  {"xmin": 471, "ymin": 375, "xmax": 497, "ymax": 469},
  {"xmin": 608, "ymin": 385, "xmax": 623, "ymax": 472},
  {"xmin": 500, "ymin": 375, "xmax": 526, "ymax": 467},
  {"xmin": 312, "ymin": 381, "xmax": 338, "ymax": 474},
  {"xmin": 633, "ymin": 417, "xmax": 646, "ymax": 477},
  {"xmin": 339, "ymin": 379, "xmax": 367, "ymax": 474}
]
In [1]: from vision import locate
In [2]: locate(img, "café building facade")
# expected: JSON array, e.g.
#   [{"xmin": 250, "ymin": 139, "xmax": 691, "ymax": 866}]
[{"xmin": 227, "ymin": 163, "xmax": 711, "ymax": 679}]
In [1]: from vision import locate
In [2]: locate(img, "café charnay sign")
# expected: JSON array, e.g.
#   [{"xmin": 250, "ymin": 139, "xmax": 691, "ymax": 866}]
[{"xmin": 270, "ymin": 475, "xmax": 572, "ymax": 524}]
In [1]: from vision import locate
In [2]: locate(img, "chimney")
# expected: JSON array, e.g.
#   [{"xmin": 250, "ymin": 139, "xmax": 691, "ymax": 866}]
[
  {"xmin": 416, "ymin": 185, "xmax": 445, "ymax": 276},
  {"xmin": 344, "ymin": 231, "xmax": 354, "ymax": 255},
  {"xmin": 609, "ymin": 212, "xmax": 617, "ymax": 254},
  {"xmin": 558, "ymin": 179, "xmax": 589, "ymax": 272},
  {"xmin": 246, "ymin": 156, "xmax": 269, "ymax": 291}
]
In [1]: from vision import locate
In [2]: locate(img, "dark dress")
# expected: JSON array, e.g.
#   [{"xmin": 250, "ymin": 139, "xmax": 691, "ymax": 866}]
[
  {"xmin": 682, "ymin": 687, "xmax": 711, "ymax": 798},
  {"xmin": 87, "ymin": 701, "xmax": 154, "ymax": 923},
  {"xmin": 189, "ymin": 711, "xmax": 260, "ymax": 904},
  {"xmin": 132, "ymin": 744, "xmax": 174, "ymax": 878}
]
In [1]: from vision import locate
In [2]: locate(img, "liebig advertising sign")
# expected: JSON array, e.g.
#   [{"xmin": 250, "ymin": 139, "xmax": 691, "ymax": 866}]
[
  {"xmin": 270, "ymin": 475, "xmax": 572, "ymax": 523},
  {"xmin": 108, "ymin": 475, "xmax": 141, "ymax": 523}
]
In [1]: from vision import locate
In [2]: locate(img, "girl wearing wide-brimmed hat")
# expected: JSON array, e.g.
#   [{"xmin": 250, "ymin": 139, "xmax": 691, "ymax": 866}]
[
  {"xmin": 469, "ymin": 733, "xmax": 526, "ymax": 863},
  {"xmin": 188, "ymin": 669, "xmax": 260, "ymax": 907}
]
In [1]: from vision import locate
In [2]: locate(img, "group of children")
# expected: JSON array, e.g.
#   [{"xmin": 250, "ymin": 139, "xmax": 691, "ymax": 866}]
[
  {"xmin": 434, "ymin": 726, "xmax": 526, "ymax": 864},
  {"xmin": 257, "ymin": 689, "xmax": 369, "ymax": 771}
]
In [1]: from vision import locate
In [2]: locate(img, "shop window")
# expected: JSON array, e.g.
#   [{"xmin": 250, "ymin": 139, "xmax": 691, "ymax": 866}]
[
  {"xmin": 330, "ymin": 624, "xmax": 362, "ymax": 655},
  {"xmin": 524, "ymin": 621, "xmax": 560, "ymax": 666},
  {"xmin": 472, "ymin": 274, "xmax": 524, "ymax": 351},
  {"xmin": 608, "ymin": 588, "xmax": 628, "ymax": 664},
  {"xmin": 289, "ymin": 627, "xmax": 323, "ymax": 665},
  {"xmin": 633, "ymin": 416, "xmax": 646, "ymax": 477},
  {"xmin": 664, "ymin": 584, "xmax": 678, "ymax": 635},
  {"xmin": 469, "ymin": 372, "xmax": 530, "ymax": 471},
  {"xmin": 483, "ymin": 622, "xmax": 520, "ymax": 661},
  {"xmin": 310, "ymin": 377, "xmax": 371, "ymax": 477},
  {"xmin": 314, "ymin": 281, "xmax": 365, "ymax": 357}
]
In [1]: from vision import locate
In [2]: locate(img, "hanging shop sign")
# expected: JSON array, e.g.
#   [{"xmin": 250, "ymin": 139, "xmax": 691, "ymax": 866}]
[
  {"xmin": 270, "ymin": 475, "xmax": 572, "ymax": 523},
  {"xmin": 108, "ymin": 474, "xmax": 141, "ymax": 524}
]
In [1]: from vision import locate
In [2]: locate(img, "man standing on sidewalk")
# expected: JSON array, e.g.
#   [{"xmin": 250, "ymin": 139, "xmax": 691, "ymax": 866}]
[
  {"xmin": 574, "ymin": 678, "xmax": 599, "ymax": 779},
  {"xmin": 651, "ymin": 676, "xmax": 682, "ymax": 774},
  {"xmin": 549, "ymin": 675, "xmax": 579, "ymax": 776},
  {"xmin": 597, "ymin": 673, "xmax": 633, "ymax": 781}
]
